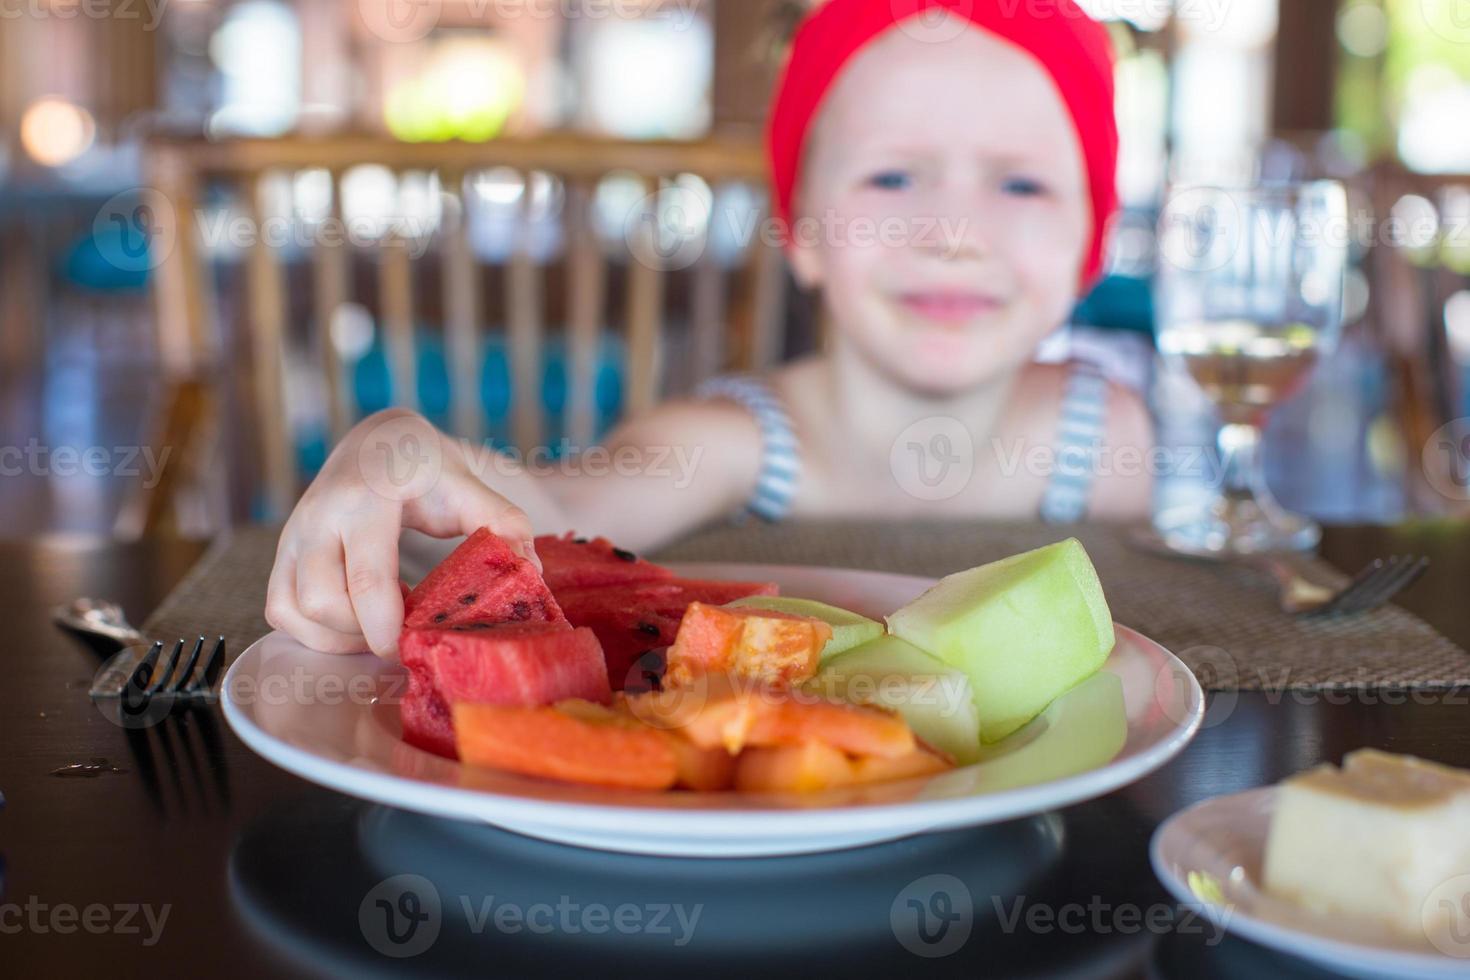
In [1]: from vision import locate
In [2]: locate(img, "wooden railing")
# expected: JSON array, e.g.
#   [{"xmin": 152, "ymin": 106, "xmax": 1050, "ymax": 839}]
[{"xmin": 140, "ymin": 133, "xmax": 781, "ymax": 524}]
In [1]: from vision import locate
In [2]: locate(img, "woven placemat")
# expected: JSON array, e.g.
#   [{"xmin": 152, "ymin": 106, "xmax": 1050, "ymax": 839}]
[{"xmin": 145, "ymin": 521, "xmax": 1470, "ymax": 692}]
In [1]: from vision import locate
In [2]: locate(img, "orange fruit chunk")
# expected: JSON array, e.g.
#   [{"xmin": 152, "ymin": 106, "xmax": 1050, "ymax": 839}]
[
  {"xmin": 453, "ymin": 700, "xmax": 677, "ymax": 790},
  {"xmin": 665, "ymin": 603, "xmax": 832, "ymax": 688},
  {"xmin": 735, "ymin": 741, "xmax": 951, "ymax": 793}
]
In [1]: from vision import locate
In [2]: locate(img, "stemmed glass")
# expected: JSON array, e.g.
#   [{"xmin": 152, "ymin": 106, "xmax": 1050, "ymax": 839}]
[{"xmin": 1152, "ymin": 181, "xmax": 1350, "ymax": 556}]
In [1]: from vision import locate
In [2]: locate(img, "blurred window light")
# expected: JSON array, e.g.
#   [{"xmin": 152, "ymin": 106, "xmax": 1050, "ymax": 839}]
[
  {"xmin": 1170, "ymin": 46, "xmax": 1271, "ymax": 180},
  {"xmin": 1176, "ymin": 0, "xmax": 1276, "ymax": 45},
  {"xmin": 1075, "ymin": 0, "xmax": 1172, "ymax": 32},
  {"xmin": 707, "ymin": 182, "xmax": 763, "ymax": 268},
  {"xmin": 331, "ymin": 303, "xmax": 377, "ymax": 363},
  {"xmin": 19, "ymin": 97, "xmax": 96, "ymax": 168},
  {"xmin": 1390, "ymin": 193, "xmax": 1439, "ymax": 256},
  {"xmin": 1337, "ymin": 1, "xmax": 1389, "ymax": 58},
  {"xmin": 385, "ymin": 36, "xmax": 523, "ymax": 143},
  {"xmin": 644, "ymin": 173, "xmax": 713, "ymax": 268},
  {"xmin": 340, "ymin": 164, "xmax": 399, "ymax": 241},
  {"xmin": 1441, "ymin": 187, "xmax": 1470, "ymax": 272},
  {"xmin": 207, "ymin": 1, "xmax": 302, "ymax": 137},
  {"xmin": 1397, "ymin": 67, "xmax": 1470, "ymax": 172},
  {"xmin": 1343, "ymin": 267, "xmax": 1371, "ymax": 325},
  {"xmin": 578, "ymin": 14, "xmax": 712, "ymax": 138},
  {"xmin": 465, "ymin": 169, "xmax": 563, "ymax": 264},
  {"xmin": 397, "ymin": 170, "xmax": 444, "ymax": 238},
  {"xmin": 293, "ymin": 168, "xmax": 333, "ymax": 224},
  {"xmin": 472, "ymin": 168, "xmax": 526, "ymax": 209},
  {"xmin": 1114, "ymin": 48, "xmax": 1168, "ymax": 206},
  {"xmin": 527, "ymin": 171, "xmax": 564, "ymax": 223},
  {"xmin": 1446, "ymin": 290, "xmax": 1470, "ymax": 367},
  {"xmin": 1349, "ymin": 1, "xmax": 1470, "ymax": 173},
  {"xmin": 593, "ymin": 171, "xmax": 653, "ymax": 244},
  {"xmin": 258, "ymin": 170, "xmax": 295, "ymax": 223},
  {"xmin": 669, "ymin": 173, "xmax": 713, "ymax": 235}
]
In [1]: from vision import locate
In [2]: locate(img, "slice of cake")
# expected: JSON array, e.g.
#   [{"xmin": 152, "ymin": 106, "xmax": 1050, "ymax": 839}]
[{"xmin": 1262, "ymin": 749, "xmax": 1470, "ymax": 941}]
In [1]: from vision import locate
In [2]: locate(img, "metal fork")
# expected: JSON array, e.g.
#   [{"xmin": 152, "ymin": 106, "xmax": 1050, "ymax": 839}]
[
  {"xmin": 117, "ymin": 636, "xmax": 227, "ymax": 718},
  {"xmin": 1256, "ymin": 555, "xmax": 1430, "ymax": 616}
]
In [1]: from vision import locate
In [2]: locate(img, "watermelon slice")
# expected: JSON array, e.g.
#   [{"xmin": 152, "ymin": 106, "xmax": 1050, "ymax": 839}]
[
  {"xmin": 554, "ymin": 578, "xmax": 778, "ymax": 691},
  {"xmin": 404, "ymin": 528, "xmax": 565, "ymax": 630},
  {"xmin": 533, "ymin": 533, "xmax": 675, "ymax": 591},
  {"xmin": 399, "ymin": 622, "xmax": 611, "ymax": 760}
]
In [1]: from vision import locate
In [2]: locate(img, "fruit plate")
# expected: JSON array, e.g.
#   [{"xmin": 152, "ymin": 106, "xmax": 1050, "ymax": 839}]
[
  {"xmin": 1150, "ymin": 788, "xmax": 1470, "ymax": 979},
  {"xmin": 224, "ymin": 562, "xmax": 1203, "ymax": 857}
]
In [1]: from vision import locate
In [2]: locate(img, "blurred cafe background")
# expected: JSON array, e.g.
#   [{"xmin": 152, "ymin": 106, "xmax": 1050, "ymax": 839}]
[{"xmin": 2, "ymin": 0, "xmax": 1470, "ymax": 537}]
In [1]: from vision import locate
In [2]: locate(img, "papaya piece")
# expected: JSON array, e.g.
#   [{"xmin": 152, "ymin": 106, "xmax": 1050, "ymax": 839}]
[
  {"xmin": 667, "ymin": 736, "xmax": 738, "ymax": 791},
  {"xmin": 626, "ymin": 674, "xmax": 916, "ymax": 758},
  {"xmin": 665, "ymin": 603, "xmax": 832, "ymax": 688},
  {"xmin": 452, "ymin": 701, "xmax": 677, "ymax": 790},
  {"xmin": 734, "ymin": 741, "xmax": 853, "ymax": 793},
  {"xmin": 735, "ymin": 742, "xmax": 951, "ymax": 793},
  {"xmin": 608, "ymin": 694, "xmax": 737, "ymax": 791}
]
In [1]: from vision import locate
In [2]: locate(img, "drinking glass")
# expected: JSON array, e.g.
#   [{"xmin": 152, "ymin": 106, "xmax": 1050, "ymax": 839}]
[{"xmin": 1152, "ymin": 181, "xmax": 1350, "ymax": 555}]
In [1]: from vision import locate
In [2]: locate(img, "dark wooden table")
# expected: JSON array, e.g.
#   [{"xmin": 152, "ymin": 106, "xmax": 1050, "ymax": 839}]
[{"xmin": 3, "ymin": 526, "xmax": 1468, "ymax": 978}]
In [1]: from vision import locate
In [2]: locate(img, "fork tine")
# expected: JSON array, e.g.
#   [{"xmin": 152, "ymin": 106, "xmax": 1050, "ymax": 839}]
[
  {"xmin": 1338, "ymin": 555, "xmax": 1428, "ymax": 615},
  {"xmin": 125, "ymin": 641, "xmax": 164, "ymax": 696},
  {"xmin": 1312, "ymin": 558, "xmax": 1385, "ymax": 616},
  {"xmin": 151, "ymin": 639, "xmax": 185, "ymax": 696},
  {"xmin": 171, "ymin": 636, "xmax": 206, "ymax": 693},
  {"xmin": 190, "ymin": 637, "xmax": 226, "ymax": 696},
  {"xmin": 122, "ymin": 641, "xmax": 164, "ymax": 715}
]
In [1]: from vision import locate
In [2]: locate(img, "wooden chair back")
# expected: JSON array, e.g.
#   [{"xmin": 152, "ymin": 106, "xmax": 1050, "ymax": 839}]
[{"xmin": 140, "ymin": 134, "xmax": 785, "ymax": 525}]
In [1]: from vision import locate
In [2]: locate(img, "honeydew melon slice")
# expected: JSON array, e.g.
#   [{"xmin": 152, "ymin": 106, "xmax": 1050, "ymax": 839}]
[
  {"xmin": 815, "ymin": 635, "xmax": 982, "ymax": 765},
  {"xmin": 885, "ymin": 538, "xmax": 1115, "ymax": 744},
  {"xmin": 728, "ymin": 596, "xmax": 883, "ymax": 661},
  {"xmin": 961, "ymin": 671, "xmax": 1127, "ymax": 792}
]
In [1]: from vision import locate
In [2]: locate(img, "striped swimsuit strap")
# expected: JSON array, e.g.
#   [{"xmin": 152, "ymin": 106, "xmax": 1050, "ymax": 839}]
[
  {"xmin": 1039, "ymin": 361, "xmax": 1110, "ymax": 524},
  {"xmin": 695, "ymin": 375, "xmax": 802, "ymax": 522}
]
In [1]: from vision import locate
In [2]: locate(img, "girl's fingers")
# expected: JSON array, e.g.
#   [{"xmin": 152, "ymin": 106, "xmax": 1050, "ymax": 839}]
[
  {"xmin": 265, "ymin": 553, "xmax": 372, "ymax": 654},
  {"xmin": 446, "ymin": 474, "xmax": 538, "ymax": 568},
  {"xmin": 294, "ymin": 536, "xmax": 364, "ymax": 635},
  {"xmin": 406, "ymin": 470, "xmax": 541, "ymax": 570},
  {"xmin": 342, "ymin": 513, "xmax": 406, "ymax": 660}
]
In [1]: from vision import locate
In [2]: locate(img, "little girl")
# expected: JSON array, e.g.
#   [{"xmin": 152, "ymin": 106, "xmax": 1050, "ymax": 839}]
[{"xmin": 268, "ymin": 0, "xmax": 1154, "ymax": 657}]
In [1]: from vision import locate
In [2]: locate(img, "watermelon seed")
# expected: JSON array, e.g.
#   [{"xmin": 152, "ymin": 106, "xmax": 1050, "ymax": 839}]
[
  {"xmin": 512, "ymin": 601, "xmax": 532, "ymax": 620},
  {"xmin": 613, "ymin": 548, "xmax": 638, "ymax": 562},
  {"xmin": 459, "ymin": 593, "xmax": 478, "ymax": 605},
  {"xmin": 573, "ymin": 537, "xmax": 589, "ymax": 544},
  {"xmin": 433, "ymin": 613, "xmax": 449, "ymax": 624},
  {"xmin": 635, "ymin": 622, "xmax": 660, "ymax": 637},
  {"xmin": 636, "ymin": 651, "xmax": 664, "ymax": 692}
]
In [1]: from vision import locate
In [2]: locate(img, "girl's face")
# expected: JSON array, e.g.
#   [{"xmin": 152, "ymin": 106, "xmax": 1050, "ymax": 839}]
[{"xmin": 789, "ymin": 22, "xmax": 1093, "ymax": 397}]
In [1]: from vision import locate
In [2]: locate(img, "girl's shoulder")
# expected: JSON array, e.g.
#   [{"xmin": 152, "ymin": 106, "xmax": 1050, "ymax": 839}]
[
  {"xmin": 1015, "ymin": 361, "xmax": 1154, "ymax": 520},
  {"xmin": 1016, "ymin": 361, "xmax": 1150, "ymax": 442}
]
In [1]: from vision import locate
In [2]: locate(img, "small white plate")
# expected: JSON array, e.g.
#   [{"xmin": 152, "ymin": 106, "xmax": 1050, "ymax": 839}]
[
  {"xmin": 224, "ymin": 562, "xmax": 1203, "ymax": 857},
  {"xmin": 1151, "ymin": 788, "xmax": 1470, "ymax": 979}
]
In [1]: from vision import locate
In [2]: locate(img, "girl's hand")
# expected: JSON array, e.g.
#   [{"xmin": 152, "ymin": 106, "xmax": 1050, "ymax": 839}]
[{"xmin": 265, "ymin": 410, "xmax": 537, "ymax": 659}]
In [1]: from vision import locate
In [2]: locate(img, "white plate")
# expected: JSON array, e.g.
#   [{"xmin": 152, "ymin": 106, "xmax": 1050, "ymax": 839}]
[
  {"xmin": 1151, "ymin": 788, "xmax": 1470, "ymax": 979},
  {"xmin": 224, "ymin": 562, "xmax": 1203, "ymax": 857}
]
